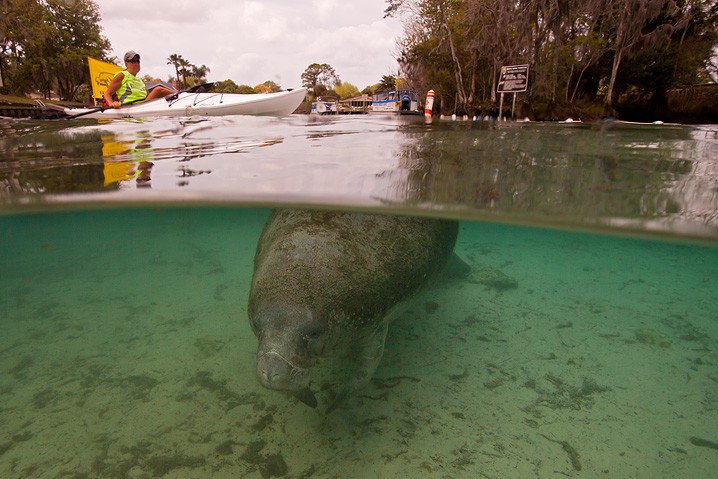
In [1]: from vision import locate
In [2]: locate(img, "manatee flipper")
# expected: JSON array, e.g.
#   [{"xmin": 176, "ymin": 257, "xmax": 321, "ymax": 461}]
[
  {"xmin": 445, "ymin": 252, "xmax": 520, "ymax": 291},
  {"xmin": 442, "ymin": 253, "xmax": 472, "ymax": 280},
  {"xmin": 467, "ymin": 263, "xmax": 519, "ymax": 290},
  {"xmin": 326, "ymin": 322, "xmax": 389, "ymax": 413},
  {"xmin": 293, "ymin": 386, "xmax": 318, "ymax": 408}
]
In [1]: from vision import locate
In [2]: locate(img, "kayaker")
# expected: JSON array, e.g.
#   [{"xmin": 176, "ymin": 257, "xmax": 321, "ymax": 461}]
[{"xmin": 103, "ymin": 51, "xmax": 175, "ymax": 108}]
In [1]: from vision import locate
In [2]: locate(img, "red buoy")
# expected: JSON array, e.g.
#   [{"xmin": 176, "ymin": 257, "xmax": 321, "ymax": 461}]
[{"xmin": 424, "ymin": 90, "xmax": 435, "ymax": 117}]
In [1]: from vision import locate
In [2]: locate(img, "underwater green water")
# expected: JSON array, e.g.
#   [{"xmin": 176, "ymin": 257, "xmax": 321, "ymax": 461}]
[{"xmin": 1, "ymin": 207, "xmax": 716, "ymax": 478}]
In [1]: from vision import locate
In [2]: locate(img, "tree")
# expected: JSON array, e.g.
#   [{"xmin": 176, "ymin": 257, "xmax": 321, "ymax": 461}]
[
  {"xmin": 301, "ymin": 63, "xmax": 339, "ymax": 96},
  {"xmin": 2, "ymin": 0, "xmax": 111, "ymax": 100},
  {"xmin": 167, "ymin": 55, "xmax": 211, "ymax": 88},
  {"xmin": 335, "ymin": 81, "xmax": 360, "ymax": 99},
  {"xmin": 191, "ymin": 64, "xmax": 210, "ymax": 84},
  {"xmin": 1, "ymin": 0, "xmax": 47, "ymax": 95},
  {"xmin": 214, "ymin": 79, "xmax": 256, "ymax": 94},
  {"xmin": 602, "ymin": 0, "xmax": 685, "ymax": 111},
  {"xmin": 167, "ymin": 54, "xmax": 185, "ymax": 88},
  {"xmin": 378, "ymin": 75, "xmax": 396, "ymax": 91},
  {"xmin": 254, "ymin": 80, "xmax": 281, "ymax": 93},
  {"xmin": 50, "ymin": 0, "xmax": 111, "ymax": 100},
  {"xmin": 167, "ymin": 53, "xmax": 192, "ymax": 89},
  {"xmin": 142, "ymin": 74, "xmax": 163, "ymax": 83},
  {"xmin": 388, "ymin": 0, "xmax": 482, "ymax": 113},
  {"xmin": 386, "ymin": 0, "xmax": 718, "ymax": 119},
  {"xmin": 236, "ymin": 84, "xmax": 257, "ymax": 94}
]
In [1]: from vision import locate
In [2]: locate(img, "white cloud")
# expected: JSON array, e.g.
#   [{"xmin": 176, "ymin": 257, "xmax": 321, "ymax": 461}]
[
  {"xmin": 94, "ymin": 0, "xmax": 401, "ymax": 89},
  {"xmin": 98, "ymin": 0, "xmax": 212, "ymax": 23}
]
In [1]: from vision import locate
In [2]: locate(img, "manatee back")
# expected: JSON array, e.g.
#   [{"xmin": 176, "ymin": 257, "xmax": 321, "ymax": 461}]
[{"xmin": 249, "ymin": 209, "xmax": 458, "ymax": 330}]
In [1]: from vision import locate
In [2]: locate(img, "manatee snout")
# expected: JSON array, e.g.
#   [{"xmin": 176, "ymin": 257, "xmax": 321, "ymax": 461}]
[
  {"xmin": 255, "ymin": 348, "xmax": 310, "ymax": 391},
  {"xmin": 251, "ymin": 302, "xmax": 324, "ymax": 393},
  {"xmin": 256, "ymin": 345, "xmax": 319, "ymax": 409}
]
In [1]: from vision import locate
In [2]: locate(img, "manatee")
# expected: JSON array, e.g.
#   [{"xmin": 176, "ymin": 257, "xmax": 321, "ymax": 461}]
[{"xmin": 248, "ymin": 209, "xmax": 458, "ymax": 411}]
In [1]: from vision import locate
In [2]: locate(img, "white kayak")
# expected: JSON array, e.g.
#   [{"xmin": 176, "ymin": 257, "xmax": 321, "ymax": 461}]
[{"xmin": 63, "ymin": 87, "xmax": 307, "ymax": 119}]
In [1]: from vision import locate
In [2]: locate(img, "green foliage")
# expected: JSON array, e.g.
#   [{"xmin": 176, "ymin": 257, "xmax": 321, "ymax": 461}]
[
  {"xmin": 388, "ymin": 0, "xmax": 718, "ymax": 119},
  {"xmin": 618, "ymin": 48, "xmax": 675, "ymax": 93},
  {"xmin": 167, "ymin": 54, "xmax": 187, "ymax": 88},
  {"xmin": 213, "ymin": 80, "xmax": 256, "ymax": 94},
  {"xmin": 254, "ymin": 80, "xmax": 281, "ymax": 93},
  {"xmin": 378, "ymin": 75, "xmax": 396, "ymax": 91},
  {"xmin": 1, "ymin": 0, "xmax": 111, "ymax": 100},
  {"xmin": 312, "ymin": 84, "xmax": 329, "ymax": 98},
  {"xmin": 191, "ymin": 64, "xmax": 211, "ymax": 84},
  {"xmin": 335, "ymin": 81, "xmax": 360, "ymax": 99},
  {"xmin": 236, "ymin": 84, "xmax": 257, "ymax": 94},
  {"xmin": 218, "ymin": 80, "xmax": 257, "ymax": 94}
]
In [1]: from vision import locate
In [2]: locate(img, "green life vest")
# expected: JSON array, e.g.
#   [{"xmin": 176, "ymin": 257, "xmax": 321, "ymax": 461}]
[{"xmin": 117, "ymin": 70, "xmax": 147, "ymax": 104}]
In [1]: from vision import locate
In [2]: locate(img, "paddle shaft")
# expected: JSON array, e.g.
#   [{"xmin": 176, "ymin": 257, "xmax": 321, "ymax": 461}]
[{"xmin": 63, "ymin": 98, "xmax": 143, "ymax": 119}]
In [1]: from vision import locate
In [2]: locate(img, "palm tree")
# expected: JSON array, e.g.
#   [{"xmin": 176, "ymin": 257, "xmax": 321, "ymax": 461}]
[
  {"xmin": 191, "ymin": 64, "xmax": 210, "ymax": 84},
  {"xmin": 167, "ymin": 53, "xmax": 186, "ymax": 88}
]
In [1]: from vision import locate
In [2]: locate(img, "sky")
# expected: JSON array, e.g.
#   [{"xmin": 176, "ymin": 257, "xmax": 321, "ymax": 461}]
[{"xmin": 93, "ymin": 0, "xmax": 404, "ymax": 90}]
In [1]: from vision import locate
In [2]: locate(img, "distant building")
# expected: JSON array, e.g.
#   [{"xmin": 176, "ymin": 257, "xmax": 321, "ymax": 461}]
[{"xmin": 339, "ymin": 94, "xmax": 372, "ymax": 110}]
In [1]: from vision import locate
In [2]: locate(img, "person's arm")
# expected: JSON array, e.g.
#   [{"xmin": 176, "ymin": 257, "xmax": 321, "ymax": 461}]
[
  {"xmin": 145, "ymin": 85, "xmax": 175, "ymax": 101},
  {"xmin": 103, "ymin": 72, "xmax": 124, "ymax": 108}
]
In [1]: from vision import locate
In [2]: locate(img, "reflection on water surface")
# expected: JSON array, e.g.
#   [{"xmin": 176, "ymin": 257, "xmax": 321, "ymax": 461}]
[{"xmin": 1, "ymin": 115, "xmax": 716, "ymax": 241}]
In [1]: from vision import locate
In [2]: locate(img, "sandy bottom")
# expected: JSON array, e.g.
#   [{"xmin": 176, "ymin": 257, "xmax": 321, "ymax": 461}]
[{"xmin": 1, "ymin": 208, "xmax": 716, "ymax": 478}]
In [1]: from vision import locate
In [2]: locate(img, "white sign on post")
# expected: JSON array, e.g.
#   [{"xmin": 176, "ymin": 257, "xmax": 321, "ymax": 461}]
[
  {"xmin": 497, "ymin": 64, "xmax": 530, "ymax": 120},
  {"xmin": 497, "ymin": 64, "xmax": 529, "ymax": 93}
]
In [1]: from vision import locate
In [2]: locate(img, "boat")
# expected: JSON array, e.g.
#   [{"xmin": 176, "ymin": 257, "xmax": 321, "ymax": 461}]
[
  {"xmin": 310, "ymin": 95, "xmax": 370, "ymax": 115},
  {"xmin": 63, "ymin": 87, "xmax": 308, "ymax": 119},
  {"xmin": 310, "ymin": 97, "xmax": 338, "ymax": 115},
  {"xmin": 371, "ymin": 89, "xmax": 420, "ymax": 113}
]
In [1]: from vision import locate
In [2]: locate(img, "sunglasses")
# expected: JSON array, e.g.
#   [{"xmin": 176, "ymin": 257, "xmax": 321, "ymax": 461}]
[{"xmin": 127, "ymin": 59, "xmax": 140, "ymax": 63}]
